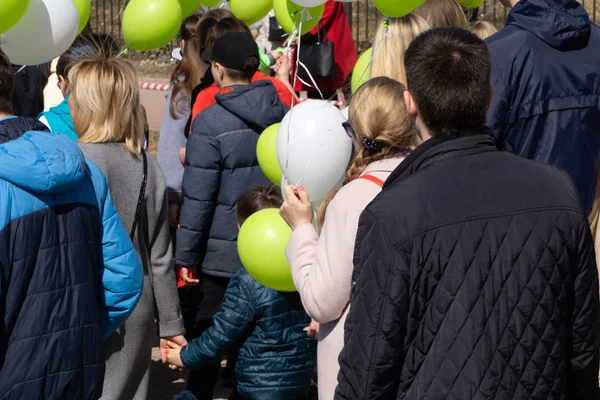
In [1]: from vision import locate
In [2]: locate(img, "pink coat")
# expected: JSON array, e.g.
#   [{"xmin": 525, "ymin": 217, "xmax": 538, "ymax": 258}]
[{"xmin": 286, "ymin": 157, "xmax": 405, "ymax": 400}]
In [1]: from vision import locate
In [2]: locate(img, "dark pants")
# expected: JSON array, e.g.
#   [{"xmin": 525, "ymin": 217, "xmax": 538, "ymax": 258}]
[{"xmin": 179, "ymin": 274, "xmax": 230, "ymax": 400}]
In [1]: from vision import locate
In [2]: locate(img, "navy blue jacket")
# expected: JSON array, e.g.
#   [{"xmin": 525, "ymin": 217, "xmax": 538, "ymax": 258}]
[
  {"xmin": 0, "ymin": 117, "xmax": 143, "ymax": 399},
  {"xmin": 180, "ymin": 269, "xmax": 316, "ymax": 400},
  {"xmin": 486, "ymin": 0, "xmax": 600, "ymax": 214},
  {"xmin": 176, "ymin": 81, "xmax": 288, "ymax": 277},
  {"xmin": 335, "ymin": 132, "xmax": 599, "ymax": 400}
]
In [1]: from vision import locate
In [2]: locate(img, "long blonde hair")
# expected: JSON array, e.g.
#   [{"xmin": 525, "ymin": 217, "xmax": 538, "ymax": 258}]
[
  {"xmin": 591, "ymin": 173, "xmax": 600, "ymax": 240},
  {"xmin": 413, "ymin": 0, "xmax": 469, "ymax": 29},
  {"xmin": 69, "ymin": 55, "xmax": 145, "ymax": 155},
  {"xmin": 370, "ymin": 15, "xmax": 430, "ymax": 85},
  {"xmin": 317, "ymin": 77, "xmax": 419, "ymax": 226},
  {"xmin": 470, "ymin": 20, "xmax": 498, "ymax": 40}
]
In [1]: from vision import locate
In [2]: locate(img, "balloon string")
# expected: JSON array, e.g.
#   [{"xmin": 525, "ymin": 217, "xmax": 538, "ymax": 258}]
[
  {"xmin": 14, "ymin": 65, "xmax": 27, "ymax": 75},
  {"xmin": 297, "ymin": 60, "xmax": 323, "ymax": 99},
  {"xmin": 116, "ymin": 48, "xmax": 129, "ymax": 58}
]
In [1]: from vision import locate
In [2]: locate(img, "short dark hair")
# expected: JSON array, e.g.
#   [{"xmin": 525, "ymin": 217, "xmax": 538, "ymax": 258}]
[
  {"xmin": 236, "ymin": 185, "xmax": 283, "ymax": 226},
  {"xmin": 0, "ymin": 48, "xmax": 14, "ymax": 115},
  {"xmin": 222, "ymin": 55, "xmax": 259, "ymax": 82},
  {"xmin": 404, "ymin": 27, "xmax": 491, "ymax": 135}
]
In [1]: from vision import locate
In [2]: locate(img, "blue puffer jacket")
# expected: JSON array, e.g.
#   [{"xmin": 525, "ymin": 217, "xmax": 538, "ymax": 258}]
[
  {"xmin": 486, "ymin": 0, "xmax": 600, "ymax": 214},
  {"xmin": 176, "ymin": 81, "xmax": 288, "ymax": 277},
  {"xmin": 180, "ymin": 269, "xmax": 316, "ymax": 400},
  {"xmin": 0, "ymin": 117, "xmax": 143, "ymax": 399}
]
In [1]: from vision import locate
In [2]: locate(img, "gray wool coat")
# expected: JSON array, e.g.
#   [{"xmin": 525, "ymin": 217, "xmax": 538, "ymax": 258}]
[{"xmin": 81, "ymin": 143, "xmax": 184, "ymax": 400}]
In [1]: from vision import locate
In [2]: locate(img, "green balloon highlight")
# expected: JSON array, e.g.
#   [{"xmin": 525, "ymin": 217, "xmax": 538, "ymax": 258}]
[
  {"xmin": 201, "ymin": 0, "xmax": 222, "ymax": 7},
  {"xmin": 374, "ymin": 0, "xmax": 425, "ymax": 18},
  {"xmin": 230, "ymin": 0, "xmax": 271, "ymax": 26},
  {"xmin": 122, "ymin": 0, "xmax": 183, "ymax": 51},
  {"xmin": 73, "ymin": 0, "xmax": 91, "ymax": 34},
  {"xmin": 257, "ymin": 123, "xmax": 283, "ymax": 186},
  {"xmin": 237, "ymin": 209, "xmax": 296, "ymax": 292},
  {"xmin": 0, "ymin": 0, "xmax": 30, "ymax": 34},
  {"xmin": 273, "ymin": 0, "xmax": 324, "ymax": 35},
  {"xmin": 179, "ymin": 0, "xmax": 203, "ymax": 17},
  {"xmin": 351, "ymin": 48, "xmax": 372, "ymax": 93}
]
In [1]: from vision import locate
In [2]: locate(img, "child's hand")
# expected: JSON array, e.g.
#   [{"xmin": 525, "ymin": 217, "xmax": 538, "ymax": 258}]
[
  {"xmin": 275, "ymin": 55, "xmax": 292, "ymax": 80},
  {"xmin": 166, "ymin": 341, "xmax": 185, "ymax": 369},
  {"xmin": 304, "ymin": 319, "xmax": 319, "ymax": 339},
  {"xmin": 271, "ymin": 50, "xmax": 283, "ymax": 61}
]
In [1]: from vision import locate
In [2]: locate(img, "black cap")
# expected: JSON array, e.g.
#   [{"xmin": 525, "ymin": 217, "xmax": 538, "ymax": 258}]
[{"xmin": 201, "ymin": 32, "xmax": 259, "ymax": 72}]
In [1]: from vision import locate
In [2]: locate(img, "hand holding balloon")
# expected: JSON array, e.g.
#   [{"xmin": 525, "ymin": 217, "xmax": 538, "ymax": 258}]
[{"xmin": 280, "ymin": 185, "xmax": 313, "ymax": 230}]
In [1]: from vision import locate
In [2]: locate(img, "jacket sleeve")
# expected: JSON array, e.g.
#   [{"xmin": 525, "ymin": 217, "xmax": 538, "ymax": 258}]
[
  {"xmin": 486, "ymin": 52, "xmax": 511, "ymax": 147},
  {"xmin": 147, "ymin": 159, "xmax": 184, "ymax": 337},
  {"xmin": 570, "ymin": 219, "xmax": 600, "ymax": 400},
  {"xmin": 179, "ymin": 273, "xmax": 254, "ymax": 369},
  {"xmin": 286, "ymin": 189, "xmax": 365, "ymax": 323},
  {"xmin": 335, "ymin": 209, "xmax": 408, "ymax": 400},
  {"xmin": 157, "ymin": 91, "xmax": 189, "ymax": 204},
  {"xmin": 175, "ymin": 115, "xmax": 221, "ymax": 267},
  {"xmin": 92, "ymin": 164, "xmax": 144, "ymax": 338}
]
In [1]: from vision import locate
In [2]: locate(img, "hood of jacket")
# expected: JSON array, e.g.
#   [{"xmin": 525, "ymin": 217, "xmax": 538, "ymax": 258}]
[
  {"xmin": 0, "ymin": 118, "xmax": 85, "ymax": 194},
  {"xmin": 507, "ymin": 0, "xmax": 591, "ymax": 50},
  {"xmin": 41, "ymin": 95, "xmax": 77, "ymax": 140},
  {"xmin": 214, "ymin": 81, "xmax": 289, "ymax": 131}
]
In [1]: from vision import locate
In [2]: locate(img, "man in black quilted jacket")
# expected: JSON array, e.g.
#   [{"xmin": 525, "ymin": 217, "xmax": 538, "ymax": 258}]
[{"xmin": 335, "ymin": 27, "xmax": 599, "ymax": 400}]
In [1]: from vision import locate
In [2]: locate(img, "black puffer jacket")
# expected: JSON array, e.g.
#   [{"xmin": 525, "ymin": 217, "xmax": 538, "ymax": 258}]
[{"xmin": 335, "ymin": 131, "xmax": 600, "ymax": 400}]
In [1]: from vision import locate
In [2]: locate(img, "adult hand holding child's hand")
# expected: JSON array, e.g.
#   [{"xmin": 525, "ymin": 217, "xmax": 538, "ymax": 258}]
[
  {"xmin": 166, "ymin": 340, "xmax": 185, "ymax": 370},
  {"xmin": 280, "ymin": 185, "xmax": 313, "ymax": 230}
]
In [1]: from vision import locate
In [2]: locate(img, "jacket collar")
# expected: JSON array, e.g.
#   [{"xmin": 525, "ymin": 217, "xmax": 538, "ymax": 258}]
[{"xmin": 384, "ymin": 127, "xmax": 497, "ymax": 188}]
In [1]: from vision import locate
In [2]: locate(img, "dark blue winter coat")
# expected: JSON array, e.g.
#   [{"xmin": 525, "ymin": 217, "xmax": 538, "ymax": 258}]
[
  {"xmin": 180, "ymin": 269, "xmax": 317, "ymax": 400},
  {"xmin": 176, "ymin": 81, "xmax": 288, "ymax": 277},
  {"xmin": 486, "ymin": 0, "xmax": 600, "ymax": 214},
  {"xmin": 0, "ymin": 117, "xmax": 143, "ymax": 399}
]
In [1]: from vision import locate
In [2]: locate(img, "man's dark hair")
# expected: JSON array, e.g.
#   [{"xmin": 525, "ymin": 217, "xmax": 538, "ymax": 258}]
[
  {"xmin": 236, "ymin": 185, "xmax": 283, "ymax": 226},
  {"xmin": 222, "ymin": 55, "xmax": 259, "ymax": 83},
  {"xmin": 0, "ymin": 48, "xmax": 14, "ymax": 115},
  {"xmin": 404, "ymin": 27, "xmax": 491, "ymax": 135}
]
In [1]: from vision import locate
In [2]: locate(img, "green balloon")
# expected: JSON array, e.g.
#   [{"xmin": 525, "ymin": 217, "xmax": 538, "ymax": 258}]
[
  {"xmin": 72, "ymin": 0, "xmax": 91, "ymax": 34},
  {"xmin": 0, "ymin": 0, "xmax": 30, "ymax": 34},
  {"xmin": 122, "ymin": 0, "xmax": 183, "ymax": 51},
  {"xmin": 459, "ymin": 0, "xmax": 485, "ymax": 7},
  {"xmin": 273, "ymin": 0, "xmax": 324, "ymax": 36},
  {"xmin": 374, "ymin": 0, "xmax": 425, "ymax": 18},
  {"xmin": 201, "ymin": 0, "xmax": 222, "ymax": 7},
  {"xmin": 238, "ymin": 209, "xmax": 296, "ymax": 292},
  {"xmin": 230, "ymin": 0, "xmax": 271, "ymax": 26},
  {"xmin": 179, "ymin": 0, "xmax": 203, "ymax": 17},
  {"xmin": 257, "ymin": 123, "xmax": 283, "ymax": 186},
  {"xmin": 351, "ymin": 48, "xmax": 373, "ymax": 93}
]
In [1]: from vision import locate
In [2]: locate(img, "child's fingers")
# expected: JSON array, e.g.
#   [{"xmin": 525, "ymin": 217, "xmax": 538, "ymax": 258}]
[{"xmin": 282, "ymin": 185, "xmax": 300, "ymax": 204}]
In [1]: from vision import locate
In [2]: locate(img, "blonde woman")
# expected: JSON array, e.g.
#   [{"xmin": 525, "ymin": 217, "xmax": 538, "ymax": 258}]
[
  {"xmin": 413, "ymin": 0, "xmax": 470, "ymax": 28},
  {"xmin": 68, "ymin": 56, "xmax": 186, "ymax": 400},
  {"xmin": 280, "ymin": 77, "xmax": 419, "ymax": 400},
  {"xmin": 471, "ymin": 20, "xmax": 498, "ymax": 39},
  {"xmin": 370, "ymin": 14, "xmax": 430, "ymax": 85}
]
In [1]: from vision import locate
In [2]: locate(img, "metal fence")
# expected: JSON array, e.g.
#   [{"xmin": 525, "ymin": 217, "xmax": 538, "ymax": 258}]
[{"xmin": 90, "ymin": 0, "xmax": 599, "ymax": 54}]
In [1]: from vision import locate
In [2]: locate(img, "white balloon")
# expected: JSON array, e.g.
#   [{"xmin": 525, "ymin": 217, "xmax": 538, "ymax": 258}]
[
  {"xmin": 291, "ymin": 0, "xmax": 327, "ymax": 7},
  {"xmin": 341, "ymin": 106, "xmax": 349, "ymax": 120},
  {"xmin": 276, "ymin": 100, "xmax": 352, "ymax": 202},
  {"xmin": 1, "ymin": 0, "xmax": 79, "ymax": 66}
]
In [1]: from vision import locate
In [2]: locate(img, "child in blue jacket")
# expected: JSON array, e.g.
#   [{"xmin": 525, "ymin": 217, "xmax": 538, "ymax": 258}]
[{"xmin": 168, "ymin": 185, "xmax": 317, "ymax": 400}]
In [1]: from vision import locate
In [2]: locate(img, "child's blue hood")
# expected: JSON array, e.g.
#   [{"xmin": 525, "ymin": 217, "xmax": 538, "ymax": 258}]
[{"xmin": 0, "ymin": 125, "xmax": 86, "ymax": 194}]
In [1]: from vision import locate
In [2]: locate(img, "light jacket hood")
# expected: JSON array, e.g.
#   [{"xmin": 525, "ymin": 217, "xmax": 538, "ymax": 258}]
[
  {"xmin": 215, "ymin": 81, "xmax": 289, "ymax": 132},
  {"xmin": 39, "ymin": 94, "xmax": 77, "ymax": 140},
  {"xmin": 507, "ymin": 0, "xmax": 591, "ymax": 49},
  {"xmin": 0, "ymin": 127, "xmax": 85, "ymax": 194}
]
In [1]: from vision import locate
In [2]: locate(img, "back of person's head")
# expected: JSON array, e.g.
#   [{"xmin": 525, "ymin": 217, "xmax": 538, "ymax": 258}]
[
  {"xmin": 74, "ymin": 32, "xmax": 120, "ymax": 58},
  {"xmin": 171, "ymin": 14, "xmax": 204, "ymax": 119},
  {"xmin": 371, "ymin": 15, "xmax": 430, "ymax": 85},
  {"xmin": 204, "ymin": 31, "xmax": 259, "ymax": 84},
  {"xmin": 470, "ymin": 20, "xmax": 497, "ymax": 40},
  {"xmin": 317, "ymin": 76, "xmax": 418, "ymax": 226},
  {"xmin": 413, "ymin": 0, "xmax": 469, "ymax": 29},
  {"xmin": 205, "ymin": 17, "xmax": 252, "ymax": 50},
  {"xmin": 0, "ymin": 48, "xmax": 14, "ymax": 115},
  {"xmin": 196, "ymin": 9, "xmax": 235, "ymax": 54},
  {"xmin": 69, "ymin": 55, "xmax": 144, "ymax": 155},
  {"xmin": 56, "ymin": 45, "xmax": 95, "ymax": 88},
  {"xmin": 404, "ymin": 27, "xmax": 491, "ymax": 136},
  {"xmin": 236, "ymin": 185, "xmax": 283, "ymax": 226}
]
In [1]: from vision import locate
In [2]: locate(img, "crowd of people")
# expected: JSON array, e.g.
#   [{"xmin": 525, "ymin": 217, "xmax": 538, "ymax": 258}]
[{"xmin": 0, "ymin": 0, "xmax": 599, "ymax": 399}]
